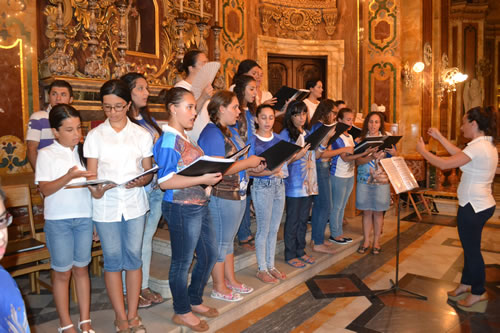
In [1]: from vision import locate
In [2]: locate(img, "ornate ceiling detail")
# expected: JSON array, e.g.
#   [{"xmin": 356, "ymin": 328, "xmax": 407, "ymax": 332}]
[{"xmin": 259, "ymin": 1, "xmax": 338, "ymax": 39}]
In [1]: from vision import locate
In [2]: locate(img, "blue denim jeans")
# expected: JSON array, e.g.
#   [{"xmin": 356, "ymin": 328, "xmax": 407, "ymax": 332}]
[
  {"xmin": 44, "ymin": 217, "xmax": 93, "ymax": 272},
  {"xmin": 251, "ymin": 178, "xmax": 285, "ymax": 271},
  {"xmin": 208, "ymin": 196, "xmax": 246, "ymax": 262},
  {"xmin": 162, "ymin": 201, "xmax": 216, "ymax": 314},
  {"xmin": 141, "ymin": 187, "xmax": 164, "ymax": 289},
  {"xmin": 457, "ymin": 203, "xmax": 495, "ymax": 295},
  {"xmin": 237, "ymin": 194, "xmax": 252, "ymax": 241},
  {"xmin": 329, "ymin": 175, "xmax": 354, "ymax": 238},
  {"xmin": 95, "ymin": 215, "xmax": 146, "ymax": 272},
  {"xmin": 284, "ymin": 196, "xmax": 313, "ymax": 261},
  {"xmin": 311, "ymin": 160, "xmax": 332, "ymax": 245}
]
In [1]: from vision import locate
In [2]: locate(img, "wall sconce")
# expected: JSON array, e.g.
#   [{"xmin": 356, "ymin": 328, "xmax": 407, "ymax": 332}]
[
  {"xmin": 402, "ymin": 61, "xmax": 425, "ymax": 88},
  {"xmin": 438, "ymin": 54, "xmax": 468, "ymax": 102}
]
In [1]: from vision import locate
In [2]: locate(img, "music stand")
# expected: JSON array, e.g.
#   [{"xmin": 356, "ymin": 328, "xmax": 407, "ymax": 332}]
[
  {"xmin": 374, "ymin": 156, "xmax": 427, "ymax": 300},
  {"xmin": 374, "ymin": 193, "xmax": 427, "ymax": 300}
]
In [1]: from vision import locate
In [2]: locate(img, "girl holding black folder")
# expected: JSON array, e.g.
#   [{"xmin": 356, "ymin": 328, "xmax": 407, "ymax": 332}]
[
  {"xmin": 35, "ymin": 105, "xmax": 95, "ymax": 333},
  {"xmin": 154, "ymin": 87, "xmax": 223, "ymax": 331},
  {"xmin": 198, "ymin": 91, "xmax": 265, "ymax": 302},
  {"xmin": 328, "ymin": 108, "xmax": 373, "ymax": 245},
  {"xmin": 309, "ymin": 100, "xmax": 354, "ymax": 254},
  {"xmin": 248, "ymin": 104, "xmax": 289, "ymax": 283},
  {"xmin": 355, "ymin": 112, "xmax": 396, "ymax": 255},
  {"xmin": 281, "ymin": 101, "xmax": 317, "ymax": 268}
]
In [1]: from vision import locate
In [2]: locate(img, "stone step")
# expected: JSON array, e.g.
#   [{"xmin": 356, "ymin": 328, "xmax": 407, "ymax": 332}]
[{"xmin": 145, "ymin": 224, "xmax": 363, "ymax": 333}]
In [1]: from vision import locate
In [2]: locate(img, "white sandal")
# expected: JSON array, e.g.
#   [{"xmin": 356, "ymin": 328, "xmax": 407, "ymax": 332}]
[
  {"xmin": 79, "ymin": 319, "xmax": 96, "ymax": 333},
  {"xmin": 58, "ymin": 324, "xmax": 74, "ymax": 333}
]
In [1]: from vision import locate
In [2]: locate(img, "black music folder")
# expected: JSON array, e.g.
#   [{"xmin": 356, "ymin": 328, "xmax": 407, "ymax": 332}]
[
  {"xmin": 177, "ymin": 156, "xmax": 235, "ymax": 177},
  {"xmin": 273, "ymin": 86, "xmax": 309, "ymax": 111},
  {"xmin": 258, "ymin": 140, "xmax": 301, "ymax": 171}
]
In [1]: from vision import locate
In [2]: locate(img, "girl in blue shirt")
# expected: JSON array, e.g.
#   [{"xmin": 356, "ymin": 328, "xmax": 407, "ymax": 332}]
[
  {"xmin": 154, "ymin": 87, "xmax": 222, "ymax": 331},
  {"xmin": 248, "ymin": 105, "xmax": 289, "ymax": 283},
  {"xmin": 309, "ymin": 100, "xmax": 354, "ymax": 254},
  {"xmin": 280, "ymin": 101, "xmax": 316, "ymax": 268},
  {"xmin": 234, "ymin": 74, "xmax": 258, "ymax": 250},
  {"xmin": 329, "ymin": 108, "xmax": 372, "ymax": 245},
  {"xmin": 198, "ymin": 91, "xmax": 265, "ymax": 302},
  {"xmin": 121, "ymin": 72, "xmax": 164, "ymax": 308}
]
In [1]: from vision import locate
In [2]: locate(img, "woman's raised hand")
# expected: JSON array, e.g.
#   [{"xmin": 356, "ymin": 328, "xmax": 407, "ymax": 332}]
[{"xmin": 427, "ymin": 128, "xmax": 442, "ymax": 140}]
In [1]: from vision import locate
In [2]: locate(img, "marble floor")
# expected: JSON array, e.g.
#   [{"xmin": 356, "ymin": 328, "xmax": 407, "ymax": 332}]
[{"xmin": 23, "ymin": 203, "xmax": 500, "ymax": 332}]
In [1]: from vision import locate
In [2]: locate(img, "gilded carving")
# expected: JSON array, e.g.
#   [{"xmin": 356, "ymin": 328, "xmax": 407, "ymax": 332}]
[
  {"xmin": 323, "ymin": 9, "xmax": 338, "ymax": 36},
  {"xmin": 259, "ymin": 2, "xmax": 337, "ymax": 39},
  {"xmin": 7, "ymin": 0, "xmax": 26, "ymax": 11}
]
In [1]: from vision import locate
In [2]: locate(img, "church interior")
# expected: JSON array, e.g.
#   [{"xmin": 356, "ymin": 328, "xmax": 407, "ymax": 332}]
[{"xmin": 0, "ymin": 0, "xmax": 499, "ymax": 332}]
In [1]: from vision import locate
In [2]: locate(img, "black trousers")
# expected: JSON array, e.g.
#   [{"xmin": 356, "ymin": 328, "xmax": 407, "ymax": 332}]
[
  {"xmin": 284, "ymin": 196, "xmax": 313, "ymax": 261},
  {"xmin": 457, "ymin": 203, "xmax": 495, "ymax": 295}
]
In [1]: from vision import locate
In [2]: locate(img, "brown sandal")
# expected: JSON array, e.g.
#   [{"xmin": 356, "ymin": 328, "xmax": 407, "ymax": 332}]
[
  {"xmin": 256, "ymin": 270, "xmax": 278, "ymax": 284},
  {"xmin": 172, "ymin": 314, "xmax": 209, "ymax": 332},
  {"xmin": 128, "ymin": 316, "xmax": 146, "ymax": 333},
  {"xmin": 140, "ymin": 288, "xmax": 164, "ymax": 304}
]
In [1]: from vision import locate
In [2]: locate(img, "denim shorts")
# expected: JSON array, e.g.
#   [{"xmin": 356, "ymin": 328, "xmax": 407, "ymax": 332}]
[
  {"xmin": 44, "ymin": 218, "xmax": 93, "ymax": 272},
  {"xmin": 95, "ymin": 215, "xmax": 146, "ymax": 272},
  {"xmin": 355, "ymin": 182, "xmax": 391, "ymax": 211}
]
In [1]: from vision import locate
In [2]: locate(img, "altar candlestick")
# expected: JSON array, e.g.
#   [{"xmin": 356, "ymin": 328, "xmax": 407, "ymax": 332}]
[
  {"xmin": 200, "ymin": 0, "xmax": 203, "ymax": 18},
  {"xmin": 180, "ymin": 0, "xmax": 183, "ymax": 13}
]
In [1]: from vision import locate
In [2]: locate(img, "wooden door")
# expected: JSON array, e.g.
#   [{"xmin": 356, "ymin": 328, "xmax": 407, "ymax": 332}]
[{"xmin": 267, "ymin": 55, "xmax": 326, "ymax": 97}]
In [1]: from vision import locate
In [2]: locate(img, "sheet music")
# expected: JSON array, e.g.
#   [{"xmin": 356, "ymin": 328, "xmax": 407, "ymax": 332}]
[
  {"xmin": 379, "ymin": 157, "xmax": 419, "ymax": 194},
  {"xmin": 191, "ymin": 62, "xmax": 221, "ymax": 100}
]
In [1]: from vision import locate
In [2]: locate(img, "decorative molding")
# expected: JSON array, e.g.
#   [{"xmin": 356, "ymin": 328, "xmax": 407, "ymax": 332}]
[
  {"xmin": 450, "ymin": 2, "xmax": 488, "ymax": 21},
  {"xmin": 368, "ymin": 62, "xmax": 397, "ymax": 121},
  {"xmin": 367, "ymin": 0, "xmax": 398, "ymax": 55},
  {"xmin": 423, "ymin": 42, "xmax": 432, "ymax": 66},
  {"xmin": 258, "ymin": 1, "xmax": 338, "ymax": 39}
]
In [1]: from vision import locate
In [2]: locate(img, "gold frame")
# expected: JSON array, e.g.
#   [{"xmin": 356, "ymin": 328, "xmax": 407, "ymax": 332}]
[
  {"xmin": 126, "ymin": 0, "xmax": 160, "ymax": 59},
  {"xmin": 0, "ymin": 38, "xmax": 28, "ymax": 138}
]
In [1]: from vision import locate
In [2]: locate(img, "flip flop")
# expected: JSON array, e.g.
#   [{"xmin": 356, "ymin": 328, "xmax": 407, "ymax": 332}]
[
  {"xmin": 286, "ymin": 258, "xmax": 306, "ymax": 268},
  {"xmin": 298, "ymin": 255, "xmax": 315, "ymax": 264}
]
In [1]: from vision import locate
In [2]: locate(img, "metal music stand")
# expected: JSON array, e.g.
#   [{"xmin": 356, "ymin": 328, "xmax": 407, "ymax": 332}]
[{"xmin": 374, "ymin": 193, "xmax": 427, "ymax": 300}]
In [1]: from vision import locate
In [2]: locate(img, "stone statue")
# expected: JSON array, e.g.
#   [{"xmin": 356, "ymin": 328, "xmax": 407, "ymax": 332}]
[{"xmin": 463, "ymin": 78, "xmax": 483, "ymax": 112}]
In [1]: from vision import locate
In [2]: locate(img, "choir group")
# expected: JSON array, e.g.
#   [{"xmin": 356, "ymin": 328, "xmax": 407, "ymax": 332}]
[{"xmin": 7, "ymin": 49, "xmax": 496, "ymax": 332}]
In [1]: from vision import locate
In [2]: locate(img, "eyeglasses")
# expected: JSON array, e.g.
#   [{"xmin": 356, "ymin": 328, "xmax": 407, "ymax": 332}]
[
  {"xmin": 102, "ymin": 104, "xmax": 127, "ymax": 112},
  {"xmin": 0, "ymin": 212, "xmax": 12, "ymax": 229}
]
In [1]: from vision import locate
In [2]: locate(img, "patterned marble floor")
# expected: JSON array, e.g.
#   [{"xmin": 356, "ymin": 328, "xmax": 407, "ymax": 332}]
[{"xmin": 21, "ymin": 204, "xmax": 500, "ymax": 332}]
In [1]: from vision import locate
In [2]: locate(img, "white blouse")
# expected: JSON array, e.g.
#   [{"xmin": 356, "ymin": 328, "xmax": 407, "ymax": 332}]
[
  {"xmin": 35, "ymin": 141, "xmax": 92, "ymax": 220},
  {"xmin": 458, "ymin": 136, "xmax": 498, "ymax": 212},
  {"xmin": 83, "ymin": 118, "xmax": 153, "ymax": 222}
]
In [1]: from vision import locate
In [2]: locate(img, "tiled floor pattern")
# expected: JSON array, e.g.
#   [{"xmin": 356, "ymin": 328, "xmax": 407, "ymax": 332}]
[
  {"xmin": 22, "ymin": 206, "xmax": 500, "ymax": 332},
  {"xmin": 218, "ymin": 216, "xmax": 500, "ymax": 333}
]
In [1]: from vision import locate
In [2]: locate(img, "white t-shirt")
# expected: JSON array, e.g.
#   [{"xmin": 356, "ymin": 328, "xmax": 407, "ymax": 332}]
[
  {"xmin": 304, "ymin": 98, "xmax": 319, "ymax": 121},
  {"xmin": 83, "ymin": 118, "xmax": 153, "ymax": 222},
  {"xmin": 458, "ymin": 136, "xmax": 498, "ymax": 212},
  {"xmin": 35, "ymin": 140, "xmax": 92, "ymax": 220},
  {"xmin": 331, "ymin": 133, "xmax": 355, "ymax": 178},
  {"xmin": 174, "ymin": 80, "xmax": 192, "ymax": 91}
]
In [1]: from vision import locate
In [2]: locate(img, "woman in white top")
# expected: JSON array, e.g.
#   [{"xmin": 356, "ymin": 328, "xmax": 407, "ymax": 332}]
[
  {"xmin": 303, "ymin": 79, "xmax": 323, "ymax": 121},
  {"xmin": 175, "ymin": 50, "xmax": 214, "ymax": 142},
  {"xmin": 84, "ymin": 80, "xmax": 153, "ymax": 332},
  {"xmin": 230, "ymin": 59, "xmax": 276, "ymax": 107},
  {"xmin": 36, "ymin": 105, "xmax": 95, "ymax": 333},
  {"xmin": 417, "ymin": 106, "xmax": 498, "ymax": 313}
]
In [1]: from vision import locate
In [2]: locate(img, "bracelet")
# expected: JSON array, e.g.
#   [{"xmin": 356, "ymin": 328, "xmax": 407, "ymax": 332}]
[{"xmin": 318, "ymin": 144, "xmax": 327, "ymax": 151}]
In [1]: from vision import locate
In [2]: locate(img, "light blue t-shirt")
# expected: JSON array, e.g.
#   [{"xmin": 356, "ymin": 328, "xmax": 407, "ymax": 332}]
[
  {"xmin": 280, "ymin": 129, "xmax": 318, "ymax": 197},
  {"xmin": 0, "ymin": 266, "xmax": 30, "ymax": 332},
  {"xmin": 248, "ymin": 133, "xmax": 289, "ymax": 179}
]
